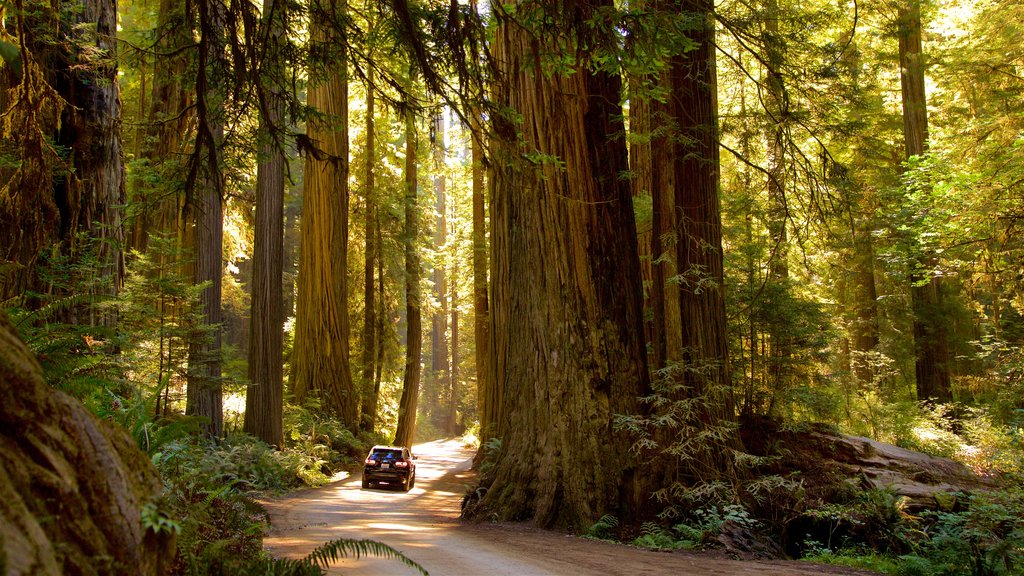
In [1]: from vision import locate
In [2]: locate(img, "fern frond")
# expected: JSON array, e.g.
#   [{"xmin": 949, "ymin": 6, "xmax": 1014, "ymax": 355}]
[{"xmin": 303, "ymin": 538, "xmax": 427, "ymax": 575}]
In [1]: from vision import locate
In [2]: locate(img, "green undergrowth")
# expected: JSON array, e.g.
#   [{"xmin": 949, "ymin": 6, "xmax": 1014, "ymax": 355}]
[{"xmin": 148, "ymin": 406, "xmax": 390, "ymax": 574}]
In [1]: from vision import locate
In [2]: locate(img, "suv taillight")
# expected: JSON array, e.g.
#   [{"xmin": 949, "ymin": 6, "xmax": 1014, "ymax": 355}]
[
  {"xmin": 395, "ymin": 460, "xmax": 409, "ymax": 468},
  {"xmin": 365, "ymin": 458, "xmax": 376, "ymax": 465}
]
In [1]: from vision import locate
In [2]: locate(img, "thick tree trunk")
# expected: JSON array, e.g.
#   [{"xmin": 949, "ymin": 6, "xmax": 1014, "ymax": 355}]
[
  {"xmin": 291, "ymin": 3, "xmax": 357, "ymax": 427},
  {"xmin": 0, "ymin": 312, "xmax": 175, "ymax": 575},
  {"xmin": 360, "ymin": 69, "xmax": 379, "ymax": 433},
  {"xmin": 478, "ymin": 0, "xmax": 649, "ymax": 530},
  {"xmin": 185, "ymin": 0, "xmax": 227, "ymax": 438},
  {"xmin": 898, "ymin": 0, "xmax": 953, "ymax": 403},
  {"xmin": 0, "ymin": 0, "xmax": 131, "ymax": 301},
  {"xmin": 394, "ymin": 98, "xmax": 422, "ymax": 448},
  {"xmin": 667, "ymin": 0, "xmax": 740, "ymax": 476},
  {"xmin": 244, "ymin": 0, "xmax": 287, "ymax": 447}
]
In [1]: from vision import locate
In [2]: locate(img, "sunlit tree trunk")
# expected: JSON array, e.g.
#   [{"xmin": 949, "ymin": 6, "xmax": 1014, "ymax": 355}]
[
  {"xmin": 430, "ymin": 111, "xmax": 452, "ymax": 435},
  {"xmin": 244, "ymin": 0, "xmax": 287, "ymax": 447},
  {"xmin": 360, "ymin": 68, "xmax": 379, "ymax": 433},
  {"xmin": 479, "ymin": 0, "xmax": 649, "ymax": 529},
  {"xmin": 185, "ymin": 0, "xmax": 227, "ymax": 437},
  {"xmin": 394, "ymin": 87, "xmax": 422, "ymax": 448},
  {"xmin": 291, "ymin": 0, "xmax": 357, "ymax": 427},
  {"xmin": 472, "ymin": 112, "xmax": 495, "ymax": 443},
  {"xmin": 898, "ymin": 0, "xmax": 952, "ymax": 403}
]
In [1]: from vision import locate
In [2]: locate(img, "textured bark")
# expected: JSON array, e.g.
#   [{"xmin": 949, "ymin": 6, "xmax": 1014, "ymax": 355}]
[
  {"xmin": 4, "ymin": 0, "xmax": 128, "ymax": 306},
  {"xmin": 478, "ymin": 0, "xmax": 649, "ymax": 530},
  {"xmin": 185, "ymin": 0, "xmax": 227, "ymax": 438},
  {"xmin": 244, "ymin": 0, "xmax": 287, "ymax": 447},
  {"xmin": 667, "ymin": 0, "xmax": 740, "ymax": 475},
  {"xmin": 898, "ymin": 0, "xmax": 952, "ymax": 403},
  {"xmin": 634, "ymin": 67, "xmax": 682, "ymax": 372},
  {"xmin": 360, "ymin": 69, "xmax": 379, "ymax": 433},
  {"xmin": 430, "ymin": 112, "xmax": 451, "ymax": 434},
  {"xmin": 0, "ymin": 312, "xmax": 175, "ymax": 575},
  {"xmin": 291, "ymin": 1, "xmax": 358, "ymax": 427},
  {"xmin": 394, "ymin": 100, "xmax": 422, "ymax": 448},
  {"xmin": 472, "ymin": 114, "xmax": 494, "ymax": 442}
]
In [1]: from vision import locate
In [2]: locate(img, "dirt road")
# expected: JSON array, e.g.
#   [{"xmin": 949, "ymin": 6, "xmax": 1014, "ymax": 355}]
[{"xmin": 263, "ymin": 439, "xmax": 875, "ymax": 575}]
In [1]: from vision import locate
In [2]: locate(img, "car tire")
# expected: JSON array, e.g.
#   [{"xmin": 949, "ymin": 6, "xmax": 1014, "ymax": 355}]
[
  {"xmin": 409, "ymin": 473, "xmax": 415, "ymax": 489},
  {"xmin": 362, "ymin": 477, "xmax": 370, "ymax": 489}
]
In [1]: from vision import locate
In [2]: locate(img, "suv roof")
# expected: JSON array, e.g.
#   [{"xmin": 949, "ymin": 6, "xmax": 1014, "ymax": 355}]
[{"xmin": 369, "ymin": 445, "xmax": 408, "ymax": 451}]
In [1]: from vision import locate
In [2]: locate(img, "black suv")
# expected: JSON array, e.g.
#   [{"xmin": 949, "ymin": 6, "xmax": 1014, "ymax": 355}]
[{"xmin": 362, "ymin": 445, "xmax": 417, "ymax": 491}]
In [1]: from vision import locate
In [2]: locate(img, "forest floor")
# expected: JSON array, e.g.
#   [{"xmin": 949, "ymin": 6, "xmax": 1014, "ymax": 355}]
[{"xmin": 262, "ymin": 439, "xmax": 880, "ymax": 575}]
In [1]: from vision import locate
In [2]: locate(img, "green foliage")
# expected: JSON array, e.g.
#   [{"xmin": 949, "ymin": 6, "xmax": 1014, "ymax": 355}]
[
  {"xmin": 906, "ymin": 490, "xmax": 1024, "ymax": 576},
  {"xmin": 282, "ymin": 402, "xmax": 363, "ymax": 486},
  {"xmin": 479, "ymin": 437, "xmax": 502, "ymax": 475},
  {"xmin": 802, "ymin": 546, "xmax": 901, "ymax": 574},
  {"xmin": 796, "ymin": 487, "xmax": 1024, "ymax": 576},
  {"xmin": 153, "ymin": 435, "xmax": 300, "ymax": 494},
  {"xmin": 584, "ymin": 514, "xmax": 619, "ymax": 541}
]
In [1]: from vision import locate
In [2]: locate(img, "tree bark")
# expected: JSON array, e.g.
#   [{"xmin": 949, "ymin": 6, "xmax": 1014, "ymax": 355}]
[
  {"xmin": 291, "ymin": 0, "xmax": 357, "ymax": 427},
  {"xmin": 472, "ymin": 112, "xmax": 495, "ymax": 442},
  {"xmin": 430, "ymin": 111, "xmax": 451, "ymax": 435},
  {"xmin": 667, "ymin": 0, "xmax": 740, "ymax": 477},
  {"xmin": 186, "ymin": 0, "xmax": 228, "ymax": 437},
  {"xmin": 394, "ymin": 91, "xmax": 422, "ymax": 448},
  {"xmin": 360, "ymin": 68, "xmax": 379, "ymax": 433},
  {"xmin": 898, "ymin": 0, "xmax": 953, "ymax": 403},
  {"xmin": 244, "ymin": 0, "xmax": 287, "ymax": 447},
  {"xmin": 0, "ymin": 312, "xmax": 175, "ymax": 575},
  {"xmin": 478, "ymin": 0, "xmax": 649, "ymax": 530}
]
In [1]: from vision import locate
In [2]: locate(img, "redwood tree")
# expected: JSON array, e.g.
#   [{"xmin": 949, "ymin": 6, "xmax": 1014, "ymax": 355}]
[
  {"xmin": 291, "ymin": 0, "xmax": 358, "ymax": 427},
  {"xmin": 478, "ymin": 0, "xmax": 649, "ymax": 529},
  {"xmin": 897, "ymin": 0, "xmax": 953, "ymax": 403},
  {"xmin": 394, "ymin": 82, "xmax": 423, "ymax": 448},
  {"xmin": 244, "ymin": 0, "xmax": 287, "ymax": 446}
]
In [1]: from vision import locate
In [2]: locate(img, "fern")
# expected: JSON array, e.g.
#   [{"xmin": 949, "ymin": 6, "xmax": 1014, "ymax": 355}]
[{"xmin": 271, "ymin": 538, "xmax": 428, "ymax": 576}]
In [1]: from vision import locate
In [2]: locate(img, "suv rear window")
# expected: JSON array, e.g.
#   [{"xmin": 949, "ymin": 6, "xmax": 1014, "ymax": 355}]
[{"xmin": 372, "ymin": 449, "xmax": 403, "ymax": 460}]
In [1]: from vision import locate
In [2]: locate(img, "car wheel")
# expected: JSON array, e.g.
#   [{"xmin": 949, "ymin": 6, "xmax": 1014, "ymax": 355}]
[
  {"xmin": 409, "ymin": 473, "xmax": 415, "ymax": 489},
  {"xmin": 361, "ymin": 477, "xmax": 370, "ymax": 489}
]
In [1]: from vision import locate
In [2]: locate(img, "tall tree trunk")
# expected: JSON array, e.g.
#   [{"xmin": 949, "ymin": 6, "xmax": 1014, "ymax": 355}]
[
  {"xmin": 244, "ymin": 0, "xmax": 287, "ymax": 447},
  {"xmin": 186, "ymin": 0, "xmax": 228, "ymax": 437},
  {"xmin": 898, "ymin": 0, "xmax": 952, "ymax": 403},
  {"xmin": 478, "ymin": 0, "xmax": 649, "ymax": 529},
  {"xmin": 129, "ymin": 0, "xmax": 193, "ymax": 254},
  {"xmin": 472, "ymin": 112, "xmax": 494, "ymax": 442},
  {"xmin": 360, "ymin": 68, "xmax": 379, "ymax": 433},
  {"xmin": 667, "ymin": 0, "xmax": 739, "ymax": 476},
  {"xmin": 450, "ymin": 280, "xmax": 459, "ymax": 435},
  {"xmin": 394, "ymin": 91, "xmax": 422, "ymax": 448},
  {"xmin": 291, "ymin": 0, "xmax": 357, "ymax": 427},
  {"xmin": 0, "ymin": 0, "xmax": 129, "ymax": 301},
  {"xmin": 430, "ymin": 111, "xmax": 451, "ymax": 435}
]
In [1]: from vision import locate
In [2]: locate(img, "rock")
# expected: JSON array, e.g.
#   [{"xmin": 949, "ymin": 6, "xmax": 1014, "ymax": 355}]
[
  {"xmin": 0, "ymin": 311, "xmax": 175, "ymax": 575},
  {"xmin": 740, "ymin": 415, "xmax": 996, "ymax": 511}
]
